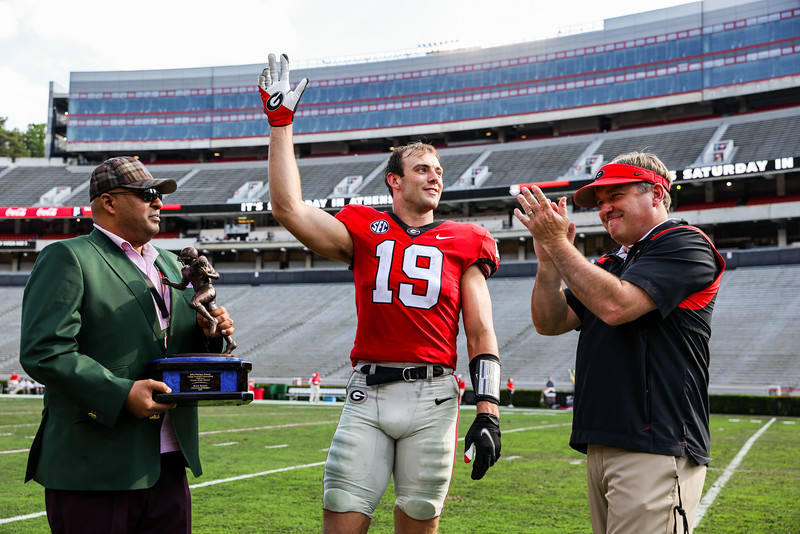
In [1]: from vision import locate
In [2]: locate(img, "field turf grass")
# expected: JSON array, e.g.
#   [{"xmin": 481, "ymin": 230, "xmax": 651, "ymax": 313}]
[{"xmin": 1, "ymin": 397, "xmax": 798, "ymax": 533}]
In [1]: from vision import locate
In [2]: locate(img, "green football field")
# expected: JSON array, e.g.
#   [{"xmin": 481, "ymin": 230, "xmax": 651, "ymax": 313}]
[{"xmin": 1, "ymin": 396, "xmax": 798, "ymax": 533}]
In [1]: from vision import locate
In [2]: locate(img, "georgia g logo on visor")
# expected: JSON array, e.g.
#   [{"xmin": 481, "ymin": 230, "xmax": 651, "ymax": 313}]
[
  {"xmin": 266, "ymin": 92, "xmax": 284, "ymax": 112},
  {"xmin": 349, "ymin": 388, "xmax": 367, "ymax": 404},
  {"xmin": 594, "ymin": 169, "xmax": 605, "ymax": 180}
]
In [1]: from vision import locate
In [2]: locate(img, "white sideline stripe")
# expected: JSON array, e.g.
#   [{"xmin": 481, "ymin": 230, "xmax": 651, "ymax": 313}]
[
  {"xmin": 189, "ymin": 461, "xmax": 326, "ymax": 488},
  {"xmin": 199, "ymin": 420, "xmax": 337, "ymax": 435},
  {"xmin": 0, "ymin": 448, "xmax": 29, "ymax": 454},
  {"xmin": 694, "ymin": 417, "xmax": 776, "ymax": 527},
  {"xmin": 0, "ymin": 511, "xmax": 47, "ymax": 525}
]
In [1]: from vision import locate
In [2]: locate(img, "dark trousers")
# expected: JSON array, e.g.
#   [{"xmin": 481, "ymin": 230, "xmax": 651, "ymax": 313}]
[{"xmin": 44, "ymin": 452, "xmax": 191, "ymax": 534}]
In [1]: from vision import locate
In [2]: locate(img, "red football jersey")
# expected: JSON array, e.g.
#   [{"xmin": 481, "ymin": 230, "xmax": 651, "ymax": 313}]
[{"xmin": 336, "ymin": 204, "xmax": 499, "ymax": 368}]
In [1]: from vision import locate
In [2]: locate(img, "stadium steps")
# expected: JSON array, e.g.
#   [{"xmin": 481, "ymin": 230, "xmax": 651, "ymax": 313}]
[
  {"xmin": 296, "ymin": 157, "xmax": 385, "ymax": 199},
  {"xmin": 1, "ymin": 167, "xmax": 88, "ymax": 206},
  {"xmin": 724, "ymin": 112, "xmax": 800, "ymax": 163},
  {"xmin": 595, "ymin": 126, "xmax": 718, "ymax": 170},
  {"xmin": 167, "ymin": 168, "xmax": 266, "ymax": 205},
  {"xmin": 480, "ymin": 142, "xmax": 589, "ymax": 187}
]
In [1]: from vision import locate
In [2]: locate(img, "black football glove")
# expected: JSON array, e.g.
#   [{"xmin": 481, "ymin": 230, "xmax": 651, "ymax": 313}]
[{"xmin": 464, "ymin": 413, "xmax": 501, "ymax": 480}]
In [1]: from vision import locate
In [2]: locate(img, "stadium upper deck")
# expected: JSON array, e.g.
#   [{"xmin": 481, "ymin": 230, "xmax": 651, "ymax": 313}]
[
  {"xmin": 1, "ymin": 0, "xmax": 794, "ymax": 274},
  {"xmin": 50, "ymin": 0, "xmax": 800, "ymax": 161}
]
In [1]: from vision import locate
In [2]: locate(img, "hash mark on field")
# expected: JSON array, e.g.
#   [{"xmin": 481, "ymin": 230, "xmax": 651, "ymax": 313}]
[
  {"xmin": 694, "ymin": 417, "xmax": 776, "ymax": 527},
  {"xmin": 505, "ymin": 455, "xmax": 521, "ymax": 461},
  {"xmin": 265, "ymin": 444, "xmax": 288, "ymax": 449},
  {"xmin": 212, "ymin": 442, "xmax": 238, "ymax": 447}
]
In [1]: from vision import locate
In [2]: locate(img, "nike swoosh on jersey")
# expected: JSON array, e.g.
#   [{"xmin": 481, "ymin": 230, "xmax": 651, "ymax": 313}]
[
  {"xmin": 435, "ymin": 235, "xmax": 455, "ymax": 240},
  {"xmin": 434, "ymin": 397, "xmax": 454, "ymax": 405}
]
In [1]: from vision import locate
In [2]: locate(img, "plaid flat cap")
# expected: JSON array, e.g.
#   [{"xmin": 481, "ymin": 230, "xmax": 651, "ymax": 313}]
[{"xmin": 89, "ymin": 156, "xmax": 177, "ymax": 200}]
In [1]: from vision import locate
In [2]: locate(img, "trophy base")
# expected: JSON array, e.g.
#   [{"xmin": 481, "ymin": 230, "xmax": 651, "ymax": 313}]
[{"xmin": 152, "ymin": 354, "xmax": 254, "ymax": 406}]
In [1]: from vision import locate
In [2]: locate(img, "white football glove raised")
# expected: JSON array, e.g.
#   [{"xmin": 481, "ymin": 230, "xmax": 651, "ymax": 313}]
[{"xmin": 257, "ymin": 53, "xmax": 309, "ymax": 127}]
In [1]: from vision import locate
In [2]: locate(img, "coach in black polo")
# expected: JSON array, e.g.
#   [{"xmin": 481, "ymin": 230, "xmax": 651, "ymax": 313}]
[{"xmin": 515, "ymin": 151, "xmax": 725, "ymax": 534}]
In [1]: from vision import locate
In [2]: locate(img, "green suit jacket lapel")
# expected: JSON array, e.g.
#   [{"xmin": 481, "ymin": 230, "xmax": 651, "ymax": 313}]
[{"xmin": 87, "ymin": 230, "xmax": 166, "ymax": 350}]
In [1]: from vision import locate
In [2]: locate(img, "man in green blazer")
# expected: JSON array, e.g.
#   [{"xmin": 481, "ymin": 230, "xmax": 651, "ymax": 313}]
[{"xmin": 20, "ymin": 156, "xmax": 235, "ymax": 534}]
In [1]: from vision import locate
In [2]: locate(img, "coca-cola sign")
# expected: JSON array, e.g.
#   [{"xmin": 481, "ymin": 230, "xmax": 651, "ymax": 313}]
[
  {"xmin": 4, "ymin": 208, "xmax": 28, "ymax": 217},
  {"xmin": 2, "ymin": 206, "xmax": 83, "ymax": 218}
]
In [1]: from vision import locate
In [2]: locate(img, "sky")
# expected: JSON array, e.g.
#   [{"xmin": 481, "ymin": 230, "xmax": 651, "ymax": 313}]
[{"xmin": 0, "ymin": 0, "xmax": 694, "ymax": 132}]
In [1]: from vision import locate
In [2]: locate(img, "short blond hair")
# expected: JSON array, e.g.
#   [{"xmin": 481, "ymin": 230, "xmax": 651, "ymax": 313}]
[
  {"xmin": 383, "ymin": 141, "xmax": 440, "ymax": 196},
  {"xmin": 610, "ymin": 151, "xmax": 673, "ymax": 211}
]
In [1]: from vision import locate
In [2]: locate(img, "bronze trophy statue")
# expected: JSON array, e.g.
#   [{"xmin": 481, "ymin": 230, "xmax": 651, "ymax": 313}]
[
  {"xmin": 164, "ymin": 247, "xmax": 236, "ymax": 354},
  {"xmin": 152, "ymin": 247, "xmax": 252, "ymax": 406}
]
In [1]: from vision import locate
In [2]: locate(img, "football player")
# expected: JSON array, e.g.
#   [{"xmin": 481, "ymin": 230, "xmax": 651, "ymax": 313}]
[{"xmin": 259, "ymin": 53, "xmax": 502, "ymax": 534}]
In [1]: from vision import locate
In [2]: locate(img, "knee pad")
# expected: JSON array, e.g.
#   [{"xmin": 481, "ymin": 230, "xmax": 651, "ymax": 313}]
[
  {"xmin": 398, "ymin": 498, "xmax": 438, "ymax": 521},
  {"xmin": 323, "ymin": 488, "xmax": 372, "ymax": 517}
]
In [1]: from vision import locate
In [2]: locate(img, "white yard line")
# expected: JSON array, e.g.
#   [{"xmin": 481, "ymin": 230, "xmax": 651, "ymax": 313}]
[
  {"xmin": 0, "ymin": 511, "xmax": 47, "ymax": 525},
  {"xmin": 694, "ymin": 417, "xmax": 777, "ymax": 527},
  {"xmin": 189, "ymin": 461, "xmax": 326, "ymax": 488},
  {"xmin": 199, "ymin": 420, "xmax": 337, "ymax": 435},
  {"xmin": 502, "ymin": 422, "xmax": 572, "ymax": 434},
  {"xmin": 0, "ymin": 448, "xmax": 29, "ymax": 454}
]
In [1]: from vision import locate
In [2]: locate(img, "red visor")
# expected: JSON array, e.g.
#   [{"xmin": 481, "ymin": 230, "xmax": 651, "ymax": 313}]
[{"xmin": 573, "ymin": 163, "xmax": 671, "ymax": 208}]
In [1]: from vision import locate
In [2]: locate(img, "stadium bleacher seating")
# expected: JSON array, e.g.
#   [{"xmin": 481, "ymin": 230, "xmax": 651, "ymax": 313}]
[
  {"xmin": 3, "ymin": 1, "xmax": 799, "ymax": 399},
  {"xmin": 675, "ymin": 198, "xmax": 740, "ymax": 211},
  {"xmin": 2, "ymin": 265, "xmax": 799, "ymax": 394},
  {"xmin": 745, "ymin": 192, "xmax": 800, "ymax": 206},
  {"xmin": 1, "ymin": 166, "xmax": 89, "ymax": 206}
]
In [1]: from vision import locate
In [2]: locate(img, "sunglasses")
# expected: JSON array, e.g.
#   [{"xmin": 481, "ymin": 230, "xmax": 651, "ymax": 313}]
[{"xmin": 107, "ymin": 188, "xmax": 164, "ymax": 203}]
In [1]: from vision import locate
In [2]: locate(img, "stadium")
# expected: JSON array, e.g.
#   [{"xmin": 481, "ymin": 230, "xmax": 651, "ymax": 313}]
[
  {"xmin": 2, "ymin": 1, "xmax": 800, "ymax": 532},
  {"xmin": 1, "ymin": 0, "xmax": 800, "ymax": 398}
]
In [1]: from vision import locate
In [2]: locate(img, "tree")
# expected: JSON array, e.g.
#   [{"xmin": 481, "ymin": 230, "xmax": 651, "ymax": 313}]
[
  {"xmin": 23, "ymin": 123, "xmax": 46, "ymax": 157},
  {"xmin": 0, "ymin": 117, "xmax": 46, "ymax": 158}
]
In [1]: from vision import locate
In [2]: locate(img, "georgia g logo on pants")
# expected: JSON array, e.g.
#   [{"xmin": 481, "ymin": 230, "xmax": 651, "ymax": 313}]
[{"xmin": 348, "ymin": 388, "xmax": 367, "ymax": 404}]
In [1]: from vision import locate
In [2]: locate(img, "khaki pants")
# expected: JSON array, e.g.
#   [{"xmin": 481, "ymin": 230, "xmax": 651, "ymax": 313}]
[{"xmin": 586, "ymin": 444, "xmax": 706, "ymax": 534}]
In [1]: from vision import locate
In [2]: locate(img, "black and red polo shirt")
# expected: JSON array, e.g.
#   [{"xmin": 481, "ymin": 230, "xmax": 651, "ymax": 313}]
[{"xmin": 565, "ymin": 218, "xmax": 725, "ymax": 465}]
